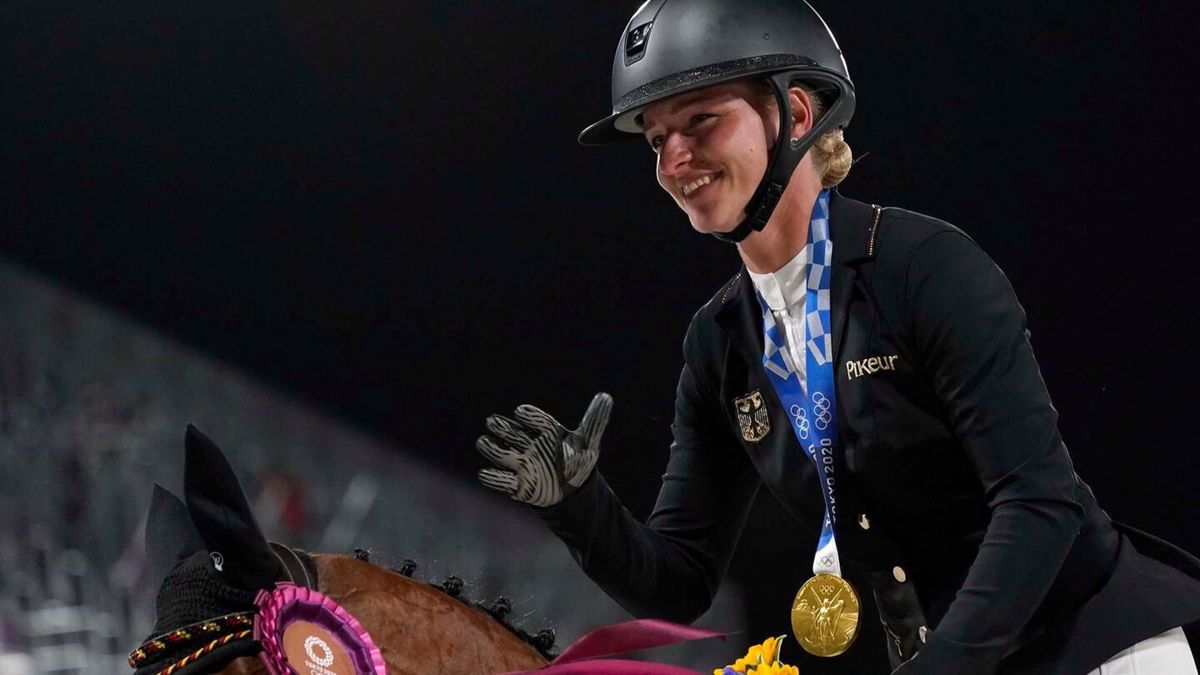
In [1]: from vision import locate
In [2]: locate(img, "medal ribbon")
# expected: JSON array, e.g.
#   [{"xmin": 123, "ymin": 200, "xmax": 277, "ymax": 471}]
[{"xmin": 755, "ymin": 189, "xmax": 843, "ymax": 577}]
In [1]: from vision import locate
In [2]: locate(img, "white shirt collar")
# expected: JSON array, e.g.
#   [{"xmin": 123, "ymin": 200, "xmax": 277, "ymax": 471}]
[{"xmin": 747, "ymin": 243, "xmax": 811, "ymax": 311}]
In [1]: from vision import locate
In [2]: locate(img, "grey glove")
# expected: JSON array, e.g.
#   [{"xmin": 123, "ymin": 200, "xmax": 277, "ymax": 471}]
[{"xmin": 476, "ymin": 392, "xmax": 613, "ymax": 507}]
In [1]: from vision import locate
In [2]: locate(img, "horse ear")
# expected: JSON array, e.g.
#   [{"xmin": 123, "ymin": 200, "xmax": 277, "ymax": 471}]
[
  {"xmin": 145, "ymin": 484, "xmax": 204, "ymax": 588},
  {"xmin": 183, "ymin": 424, "xmax": 283, "ymax": 590}
]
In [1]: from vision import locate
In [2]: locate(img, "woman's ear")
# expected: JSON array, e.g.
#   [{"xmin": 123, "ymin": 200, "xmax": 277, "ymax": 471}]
[{"xmin": 787, "ymin": 85, "xmax": 816, "ymax": 140}]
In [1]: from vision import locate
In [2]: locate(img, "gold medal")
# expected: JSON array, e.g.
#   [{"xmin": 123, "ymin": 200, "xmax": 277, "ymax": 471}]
[{"xmin": 790, "ymin": 574, "xmax": 861, "ymax": 657}]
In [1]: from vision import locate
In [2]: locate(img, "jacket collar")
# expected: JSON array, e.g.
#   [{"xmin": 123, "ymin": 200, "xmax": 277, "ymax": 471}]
[{"xmin": 715, "ymin": 190, "xmax": 878, "ymax": 369}]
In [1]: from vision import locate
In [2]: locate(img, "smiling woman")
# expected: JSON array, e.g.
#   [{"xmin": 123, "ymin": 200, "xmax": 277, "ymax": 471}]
[
  {"xmin": 639, "ymin": 82, "xmax": 782, "ymax": 237},
  {"xmin": 637, "ymin": 79, "xmax": 853, "ymax": 244},
  {"xmin": 474, "ymin": 0, "xmax": 1200, "ymax": 673}
]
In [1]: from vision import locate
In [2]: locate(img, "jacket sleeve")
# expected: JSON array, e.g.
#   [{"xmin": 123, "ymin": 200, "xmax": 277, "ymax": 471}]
[
  {"xmin": 535, "ymin": 343, "xmax": 761, "ymax": 623},
  {"xmin": 893, "ymin": 231, "xmax": 1086, "ymax": 674}
]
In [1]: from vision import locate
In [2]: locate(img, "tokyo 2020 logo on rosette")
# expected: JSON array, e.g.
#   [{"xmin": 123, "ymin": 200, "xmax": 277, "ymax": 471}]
[{"xmin": 254, "ymin": 582, "xmax": 386, "ymax": 675}]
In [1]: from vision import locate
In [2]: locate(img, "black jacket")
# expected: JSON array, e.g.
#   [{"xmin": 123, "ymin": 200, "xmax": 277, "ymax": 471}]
[{"xmin": 539, "ymin": 192, "xmax": 1200, "ymax": 674}]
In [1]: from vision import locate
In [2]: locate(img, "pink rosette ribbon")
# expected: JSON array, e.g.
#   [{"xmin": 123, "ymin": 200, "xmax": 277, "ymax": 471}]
[{"xmin": 254, "ymin": 582, "xmax": 387, "ymax": 674}]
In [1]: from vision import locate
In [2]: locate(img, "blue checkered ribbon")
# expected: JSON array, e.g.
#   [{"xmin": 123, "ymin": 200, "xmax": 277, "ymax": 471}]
[{"xmin": 755, "ymin": 189, "xmax": 843, "ymax": 577}]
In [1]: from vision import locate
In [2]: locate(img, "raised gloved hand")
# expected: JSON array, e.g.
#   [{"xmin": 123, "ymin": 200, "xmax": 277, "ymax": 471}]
[{"xmin": 476, "ymin": 392, "xmax": 613, "ymax": 507}]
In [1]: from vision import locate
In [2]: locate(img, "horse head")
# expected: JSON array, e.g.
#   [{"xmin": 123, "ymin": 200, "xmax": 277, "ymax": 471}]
[
  {"xmin": 134, "ymin": 425, "xmax": 284, "ymax": 675},
  {"xmin": 135, "ymin": 425, "xmax": 550, "ymax": 675}
]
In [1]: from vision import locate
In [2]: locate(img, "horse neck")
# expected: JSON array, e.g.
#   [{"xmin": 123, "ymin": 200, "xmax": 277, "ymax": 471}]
[{"xmin": 319, "ymin": 553, "xmax": 547, "ymax": 673}]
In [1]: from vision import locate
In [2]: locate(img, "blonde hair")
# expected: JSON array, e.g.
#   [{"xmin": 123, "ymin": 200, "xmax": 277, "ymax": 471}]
[{"xmin": 751, "ymin": 79, "xmax": 853, "ymax": 189}]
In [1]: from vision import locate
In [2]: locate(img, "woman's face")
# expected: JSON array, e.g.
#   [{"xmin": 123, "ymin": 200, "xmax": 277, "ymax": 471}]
[{"xmin": 640, "ymin": 81, "xmax": 778, "ymax": 235}]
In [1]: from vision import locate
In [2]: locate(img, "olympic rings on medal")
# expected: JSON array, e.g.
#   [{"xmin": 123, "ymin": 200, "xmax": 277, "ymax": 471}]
[
  {"xmin": 811, "ymin": 391, "xmax": 832, "ymax": 430},
  {"xmin": 789, "ymin": 404, "xmax": 810, "ymax": 439}
]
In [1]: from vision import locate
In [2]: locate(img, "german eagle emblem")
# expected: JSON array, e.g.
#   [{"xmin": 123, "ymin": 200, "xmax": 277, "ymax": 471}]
[{"xmin": 734, "ymin": 390, "xmax": 770, "ymax": 442}]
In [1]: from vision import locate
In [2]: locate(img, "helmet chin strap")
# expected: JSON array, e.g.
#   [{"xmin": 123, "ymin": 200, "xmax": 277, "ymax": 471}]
[{"xmin": 711, "ymin": 70, "xmax": 855, "ymax": 244}]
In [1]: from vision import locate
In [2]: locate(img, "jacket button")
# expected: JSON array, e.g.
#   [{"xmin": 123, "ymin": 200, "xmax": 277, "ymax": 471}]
[
  {"xmin": 919, "ymin": 626, "xmax": 928, "ymax": 643},
  {"xmin": 858, "ymin": 513, "xmax": 870, "ymax": 530},
  {"xmin": 892, "ymin": 566, "xmax": 907, "ymax": 583}
]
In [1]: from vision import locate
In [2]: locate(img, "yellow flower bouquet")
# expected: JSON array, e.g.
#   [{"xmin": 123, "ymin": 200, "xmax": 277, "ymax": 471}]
[{"xmin": 715, "ymin": 635, "xmax": 798, "ymax": 675}]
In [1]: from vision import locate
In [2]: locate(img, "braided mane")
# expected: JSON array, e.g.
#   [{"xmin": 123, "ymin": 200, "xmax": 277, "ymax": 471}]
[{"xmin": 348, "ymin": 547, "xmax": 558, "ymax": 660}]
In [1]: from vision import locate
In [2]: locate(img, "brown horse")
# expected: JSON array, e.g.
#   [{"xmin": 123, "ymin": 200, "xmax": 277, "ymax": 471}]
[{"xmin": 134, "ymin": 426, "xmax": 549, "ymax": 675}]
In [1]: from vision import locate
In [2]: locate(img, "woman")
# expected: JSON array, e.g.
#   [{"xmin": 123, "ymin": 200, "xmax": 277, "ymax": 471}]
[{"xmin": 476, "ymin": 1, "xmax": 1200, "ymax": 672}]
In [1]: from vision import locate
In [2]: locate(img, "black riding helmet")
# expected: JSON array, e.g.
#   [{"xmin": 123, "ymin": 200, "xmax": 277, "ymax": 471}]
[{"xmin": 579, "ymin": 0, "xmax": 855, "ymax": 243}]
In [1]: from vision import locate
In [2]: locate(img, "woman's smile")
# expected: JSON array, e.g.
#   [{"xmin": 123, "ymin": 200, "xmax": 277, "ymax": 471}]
[{"xmin": 681, "ymin": 171, "xmax": 723, "ymax": 198}]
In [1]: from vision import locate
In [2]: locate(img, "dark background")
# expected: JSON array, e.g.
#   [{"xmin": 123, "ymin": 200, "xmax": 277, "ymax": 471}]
[{"xmin": 3, "ymin": 1, "xmax": 1198, "ymax": 671}]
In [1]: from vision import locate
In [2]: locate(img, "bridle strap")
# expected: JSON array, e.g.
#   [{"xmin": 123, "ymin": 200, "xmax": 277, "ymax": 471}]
[{"xmin": 269, "ymin": 541, "xmax": 319, "ymax": 590}]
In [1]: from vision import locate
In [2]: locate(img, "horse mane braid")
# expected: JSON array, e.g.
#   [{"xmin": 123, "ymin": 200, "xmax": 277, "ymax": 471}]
[{"xmin": 353, "ymin": 548, "xmax": 558, "ymax": 660}]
